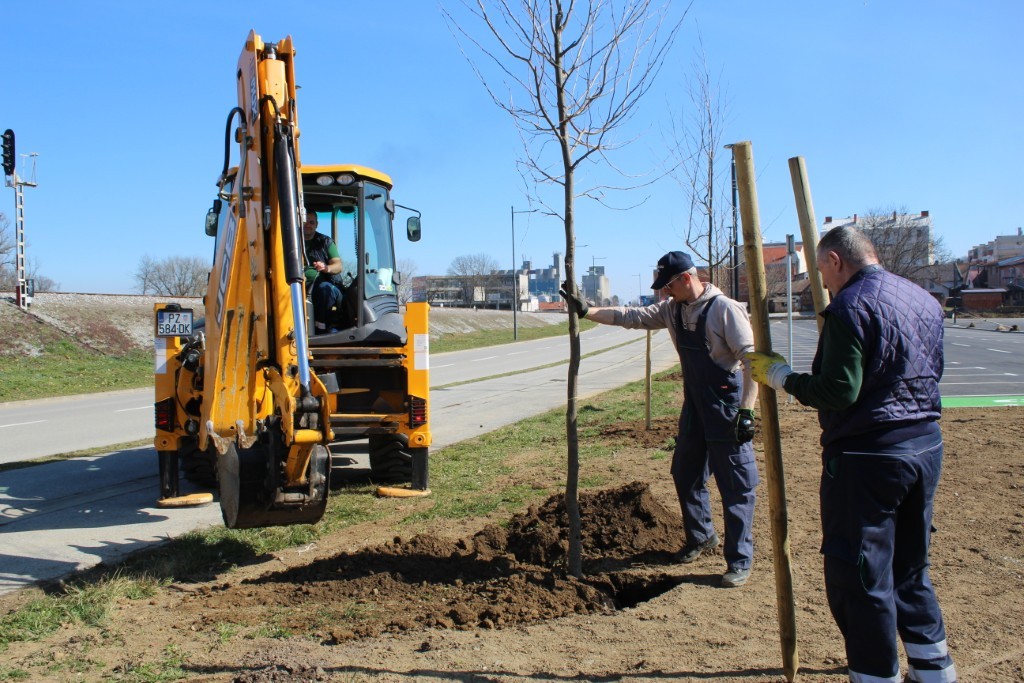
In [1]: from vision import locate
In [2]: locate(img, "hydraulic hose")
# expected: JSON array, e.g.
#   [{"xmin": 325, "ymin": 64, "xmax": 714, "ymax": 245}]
[{"xmin": 271, "ymin": 115, "xmax": 312, "ymax": 390}]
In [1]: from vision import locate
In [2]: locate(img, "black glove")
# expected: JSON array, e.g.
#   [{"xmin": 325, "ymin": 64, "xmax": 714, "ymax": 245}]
[
  {"xmin": 558, "ymin": 281, "xmax": 589, "ymax": 318},
  {"xmin": 734, "ymin": 408, "xmax": 756, "ymax": 443}
]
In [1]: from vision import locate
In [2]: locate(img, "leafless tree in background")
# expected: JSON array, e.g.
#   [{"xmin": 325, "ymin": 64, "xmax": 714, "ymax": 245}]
[
  {"xmin": 667, "ymin": 35, "xmax": 732, "ymax": 291},
  {"xmin": 0, "ymin": 213, "xmax": 59, "ymax": 292},
  {"xmin": 447, "ymin": 252, "xmax": 501, "ymax": 305},
  {"xmin": 0, "ymin": 213, "xmax": 12, "ymax": 270},
  {"xmin": 134, "ymin": 255, "xmax": 208, "ymax": 296},
  {"xmin": 397, "ymin": 258, "xmax": 418, "ymax": 306},
  {"xmin": 764, "ymin": 254, "xmax": 793, "ymax": 309},
  {"xmin": 445, "ymin": 0, "xmax": 688, "ymax": 577},
  {"xmin": 853, "ymin": 206, "xmax": 951, "ymax": 281}
]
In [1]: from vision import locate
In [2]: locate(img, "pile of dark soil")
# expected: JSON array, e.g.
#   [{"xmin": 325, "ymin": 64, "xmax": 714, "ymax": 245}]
[{"xmin": 188, "ymin": 482, "xmax": 687, "ymax": 654}]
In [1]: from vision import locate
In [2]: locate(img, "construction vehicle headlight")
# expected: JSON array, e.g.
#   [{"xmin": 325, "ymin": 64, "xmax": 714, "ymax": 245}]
[
  {"xmin": 315, "ymin": 175, "xmax": 334, "ymax": 186},
  {"xmin": 335, "ymin": 173, "xmax": 355, "ymax": 186}
]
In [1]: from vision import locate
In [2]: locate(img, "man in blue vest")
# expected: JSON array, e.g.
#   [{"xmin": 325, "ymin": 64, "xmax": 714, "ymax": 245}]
[
  {"xmin": 747, "ymin": 225, "xmax": 957, "ymax": 683},
  {"xmin": 562, "ymin": 251, "xmax": 759, "ymax": 588}
]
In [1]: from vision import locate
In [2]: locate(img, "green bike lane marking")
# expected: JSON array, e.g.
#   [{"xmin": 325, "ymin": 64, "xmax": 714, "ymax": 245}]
[{"xmin": 943, "ymin": 395, "xmax": 1024, "ymax": 408}]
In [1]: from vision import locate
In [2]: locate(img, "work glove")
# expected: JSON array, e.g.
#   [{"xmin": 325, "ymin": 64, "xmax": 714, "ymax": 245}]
[
  {"xmin": 745, "ymin": 351, "xmax": 792, "ymax": 392},
  {"xmin": 734, "ymin": 408, "xmax": 756, "ymax": 443},
  {"xmin": 559, "ymin": 281, "xmax": 589, "ymax": 318}
]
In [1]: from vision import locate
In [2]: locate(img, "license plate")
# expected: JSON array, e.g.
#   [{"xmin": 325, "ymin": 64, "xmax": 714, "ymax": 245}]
[{"xmin": 156, "ymin": 309, "xmax": 194, "ymax": 337}]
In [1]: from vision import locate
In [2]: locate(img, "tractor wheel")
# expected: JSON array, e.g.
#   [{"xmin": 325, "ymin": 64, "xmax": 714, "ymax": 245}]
[{"xmin": 368, "ymin": 436, "xmax": 412, "ymax": 483}]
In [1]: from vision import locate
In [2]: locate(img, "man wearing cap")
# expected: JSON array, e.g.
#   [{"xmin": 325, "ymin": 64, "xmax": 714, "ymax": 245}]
[{"xmin": 561, "ymin": 251, "xmax": 759, "ymax": 588}]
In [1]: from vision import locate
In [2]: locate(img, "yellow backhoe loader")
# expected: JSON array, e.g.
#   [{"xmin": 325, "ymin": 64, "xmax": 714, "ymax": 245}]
[{"xmin": 152, "ymin": 32, "xmax": 431, "ymax": 528}]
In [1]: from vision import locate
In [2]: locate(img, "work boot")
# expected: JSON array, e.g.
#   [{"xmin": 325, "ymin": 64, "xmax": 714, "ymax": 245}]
[
  {"xmin": 721, "ymin": 566, "xmax": 751, "ymax": 588},
  {"xmin": 676, "ymin": 533, "xmax": 719, "ymax": 564}
]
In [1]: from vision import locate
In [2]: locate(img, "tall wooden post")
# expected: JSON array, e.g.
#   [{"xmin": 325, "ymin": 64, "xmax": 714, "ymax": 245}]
[
  {"xmin": 788, "ymin": 156, "xmax": 830, "ymax": 328},
  {"xmin": 645, "ymin": 330, "xmax": 652, "ymax": 430},
  {"xmin": 732, "ymin": 141, "xmax": 799, "ymax": 682}
]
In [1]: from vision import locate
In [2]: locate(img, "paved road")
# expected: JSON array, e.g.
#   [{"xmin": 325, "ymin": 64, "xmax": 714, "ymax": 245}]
[
  {"xmin": 0, "ymin": 325, "xmax": 649, "ymax": 466},
  {"xmin": 768, "ymin": 317, "xmax": 1024, "ymax": 399},
  {"xmin": 0, "ymin": 326, "xmax": 678, "ymax": 595}
]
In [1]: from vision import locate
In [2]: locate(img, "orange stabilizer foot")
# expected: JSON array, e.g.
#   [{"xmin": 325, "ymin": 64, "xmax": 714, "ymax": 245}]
[
  {"xmin": 156, "ymin": 492, "xmax": 215, "ymax": 508},
  {"xmin": 375, "ymin": 486, "xmax": 432, "ymax": 498}
]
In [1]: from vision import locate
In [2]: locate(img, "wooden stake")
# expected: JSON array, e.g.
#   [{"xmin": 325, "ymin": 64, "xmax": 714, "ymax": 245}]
[
  {"xmin": 645, "ymin": 330, "xmax": 652, "ymax": 430},
  {"xmin": 788, "ymin": 156, "xmax": 830, "ymax": 328},
  {"xmin": 732, "ymin": 140, "xmax": 799, "ymax": 682}
]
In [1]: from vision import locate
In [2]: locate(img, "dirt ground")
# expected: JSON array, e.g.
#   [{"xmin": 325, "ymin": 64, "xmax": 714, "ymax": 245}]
[{"xmin": 3, "ymin": 400, "xmax": 1022, "ymax": 682}]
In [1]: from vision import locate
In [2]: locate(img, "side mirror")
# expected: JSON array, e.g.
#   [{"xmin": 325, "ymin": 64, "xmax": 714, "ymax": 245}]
[
  {"xmin": 205, "ymin": 199, "xmax": 222, "ymax": 236},
  {"xmin": 407, "ymin": 216, "xmax": 421, "ymax": 242}
]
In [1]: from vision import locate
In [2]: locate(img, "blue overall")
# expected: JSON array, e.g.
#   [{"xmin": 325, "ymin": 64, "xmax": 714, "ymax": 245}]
[
  {"xmin": 671, "ymin": 296, "xmax": 758, "ymax": 571},
  {"xmin": 821, "ymin": 424, "xmax": 956, "ymax": 683}
]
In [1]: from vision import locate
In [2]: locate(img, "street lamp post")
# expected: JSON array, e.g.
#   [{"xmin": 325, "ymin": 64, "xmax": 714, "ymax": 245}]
[
  {"xmin": 724, "ymin": 143, "xmax": 739, "ymax": 300},
  {"xmin": 511, "ymin": 206, "xmax": 537, "ymax": 340}
]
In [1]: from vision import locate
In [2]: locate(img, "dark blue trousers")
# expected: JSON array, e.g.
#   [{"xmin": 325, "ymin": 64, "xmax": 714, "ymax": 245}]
[
  {"xmin": 821, "ymin": 426, "xmax": 957, "ymax": 682},
  {"xmin": 672, "ymin": 402, "xmax": 758, "ymax": 570},
  {"xmin": 310, "ymin": 279, "xmax": 343, "ymax": 334}
]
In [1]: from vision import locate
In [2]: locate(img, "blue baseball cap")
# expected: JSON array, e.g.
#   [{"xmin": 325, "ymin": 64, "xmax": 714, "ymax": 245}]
[{"xmin": 651, "ymin": 251, "xmax": 695, "ymax": 289}]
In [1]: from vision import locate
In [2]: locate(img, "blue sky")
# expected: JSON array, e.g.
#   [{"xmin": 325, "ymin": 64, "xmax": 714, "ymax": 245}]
[{"xmin": 5, "ymin": 1, "xmax": 1022, "ymax": 300}]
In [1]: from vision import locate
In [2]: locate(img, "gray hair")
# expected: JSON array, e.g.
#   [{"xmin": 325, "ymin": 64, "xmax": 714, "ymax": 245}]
[{"xmin": 817, "ymin": 225, "xmax": 878, "ymax": 268}]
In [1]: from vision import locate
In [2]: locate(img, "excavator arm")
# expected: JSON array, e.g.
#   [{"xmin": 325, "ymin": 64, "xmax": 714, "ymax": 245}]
[{"xmin": 199, "ymin": 31, "xmax": 333, "ymax": 528}]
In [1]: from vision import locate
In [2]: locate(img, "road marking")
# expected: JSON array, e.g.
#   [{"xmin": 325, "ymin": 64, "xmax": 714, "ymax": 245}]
[
  {"xmin": 952, "ymin": 343, "xmax": 970, "ymax": 347},
  {"xmin": 987, "ymin": 348, "xmax": 1011, "ymax": 354},
  {"xmin": 944, "ymin": 395, "xmax": 1024, "ymax": 408},
  {"xmin": 941, "ymin": 381, "xmax": 1024, "ymax": 385},
  {"xmin": 433, "ymin": 363, "xmax": 455, "ymax": 368},
  {"xmin": 115, "ymin": 406, "xmax": 151, "ymax": 413},
  {"xmin": 508, "ymin": 351, "xmax": 529, "ymax": 356},
  {"xmin": 471, "ymin": 356, "xmax": 498, "ymax": 362},
  {"xmin": 0, "ymin": 420, "xmax": 46, "ymax": 429}
]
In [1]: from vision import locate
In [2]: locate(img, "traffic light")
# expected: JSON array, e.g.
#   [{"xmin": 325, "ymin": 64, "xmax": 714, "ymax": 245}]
[{"xmin": 2, "ymin": 129, "xmax": 14, "ymax": 176}]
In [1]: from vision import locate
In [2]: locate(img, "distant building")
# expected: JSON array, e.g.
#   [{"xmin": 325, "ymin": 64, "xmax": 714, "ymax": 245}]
[
  {"xmin": 823, "ymin": 210, "xmax": 935, "ymax": 269},
  {"xmin": 582, "ymin": 265, "xmax": 611, "ymax": 306},
  {"xmin": 966, "ymin": 229, "xmax": 1024, "ymax": 295},
  {"xmin": 968, "ymin": 228, "xmax": 1024, "ymax": 264}
]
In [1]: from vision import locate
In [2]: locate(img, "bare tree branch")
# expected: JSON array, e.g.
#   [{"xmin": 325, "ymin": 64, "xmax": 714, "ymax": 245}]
[
  {"xmin": 855, "ymin": 206, "xmax": 941, "ymax": 280},
  {"xmin": 134, "ymin": 255, "xmax": 208, "ymax": 297},
  {"xmin": 444, "ymin": 0, "xmax": 689, "ymax": 578},
  {"xmin": 665, "ymin": 32, "xmax": 733, "ymax": 289}
]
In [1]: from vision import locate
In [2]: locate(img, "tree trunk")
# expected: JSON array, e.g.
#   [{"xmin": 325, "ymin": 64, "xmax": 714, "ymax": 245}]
[{"xmin": 553, "ymin": 7, "xmax": 582, "ymax": 579}]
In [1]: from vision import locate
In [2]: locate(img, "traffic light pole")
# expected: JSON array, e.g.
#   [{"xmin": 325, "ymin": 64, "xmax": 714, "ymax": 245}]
[
  {"xmin": 4, "ymin": 129, "xmax": 39, "ymax": 311},
  {"xmin": 14, "ymin": 180, "xmax": 27, "ymax": 309}
]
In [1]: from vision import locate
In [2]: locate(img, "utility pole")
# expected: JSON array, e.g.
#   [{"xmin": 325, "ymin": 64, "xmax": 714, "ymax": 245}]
[
  {"xmin": 4, "ymin": 130, "xmax": 39, "ymax": 311},
  {"xmin": 724, "ymin": 143, "xmax": 740, "ymax": 300}
]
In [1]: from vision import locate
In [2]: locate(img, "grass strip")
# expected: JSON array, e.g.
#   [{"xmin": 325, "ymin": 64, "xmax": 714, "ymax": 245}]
[
  {"xmin": 431, "ymin": 318, "xmax": 596, "ymax": 353},
  {"xmin": 433, "ymin": 335, "xmax": 649, "ymax": 390},
  {"xmin": 0, "ymin": 440, "xmax": 152, "ymax": 474},
  {"xmin": 0, "ymin": 343, "xmax": 154, "ymax": 403}
]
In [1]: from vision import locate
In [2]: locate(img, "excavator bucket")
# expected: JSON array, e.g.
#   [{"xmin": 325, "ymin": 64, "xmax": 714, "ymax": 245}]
[{"xmin": 218, "ymin": 441, "xmax": 331, "ymax": 529}]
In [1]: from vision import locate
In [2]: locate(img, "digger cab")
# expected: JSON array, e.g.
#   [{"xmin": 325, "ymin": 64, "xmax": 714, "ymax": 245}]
[{"xmin": 301, "ymin": 164, "xmax": 421, "ymax": 347}]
